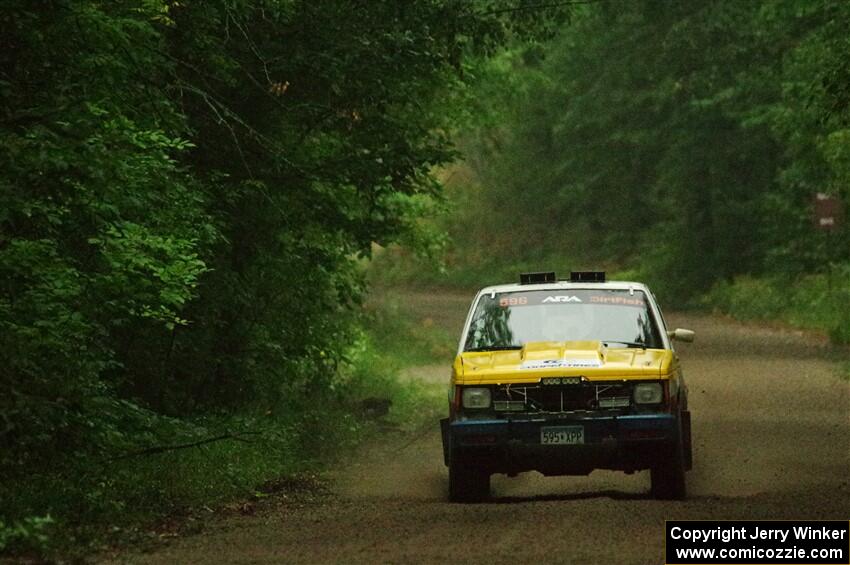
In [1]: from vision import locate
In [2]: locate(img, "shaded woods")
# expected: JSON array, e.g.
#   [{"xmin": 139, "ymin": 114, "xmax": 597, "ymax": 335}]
[
  {"xmin": 426, "ymin": 0, "xmax": 850, "ymax": 340},
  {"xmin": 0, "ymin": 0, "xmax": 564, "ymax": 555}
]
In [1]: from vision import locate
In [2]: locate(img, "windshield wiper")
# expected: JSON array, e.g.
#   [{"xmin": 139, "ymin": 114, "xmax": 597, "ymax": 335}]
[
  {"xmin": 602, "ymin": 340, "xmax": 647, "ymax": 349},
  {"xmin": 465, "ymin": 345, "xmax": 523, "ymax": 352}
]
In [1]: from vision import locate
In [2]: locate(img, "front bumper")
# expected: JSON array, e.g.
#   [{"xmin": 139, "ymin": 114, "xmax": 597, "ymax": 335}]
[{"xmin": 441, "ymin": 413, "xmax": 680, "ymax": 476}]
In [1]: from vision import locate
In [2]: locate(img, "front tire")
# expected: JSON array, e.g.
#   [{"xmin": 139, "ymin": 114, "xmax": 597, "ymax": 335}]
[
  {"xmin": 448, "ymin": 456, "xmax": 490, "ymax": 503},
  {"xmin": 682, "ymin": 410, "xmax": 693, "ymax": 471},
  {"xmin": 651, "ymin": 432, "xmax": 687, "ymax": 500}
]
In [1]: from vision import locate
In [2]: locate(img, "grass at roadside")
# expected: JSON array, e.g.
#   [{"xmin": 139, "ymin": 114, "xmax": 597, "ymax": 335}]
[
  {"xmin": 1, "ymin": 410, "xmax": 359, "ymax": 557},
  {"xmin": 363, "ymin": 290, "xmax": 457, "ymax": 365},
  {"xmin": 354, "ymin": 286, "xmax": 460, "ymax": 430},
  {"xmin": 702, "ymin": 271, "xmax": 850, "ymax": 345},
  {"xmin": 0, "ymin": 288, "xmax": 452, "ymax": 561}
]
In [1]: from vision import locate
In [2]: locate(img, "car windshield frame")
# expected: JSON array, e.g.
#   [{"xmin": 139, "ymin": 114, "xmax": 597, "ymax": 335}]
[{"xmin": 459, "ymin": 287, "xmax": 667, "ymax": 353}]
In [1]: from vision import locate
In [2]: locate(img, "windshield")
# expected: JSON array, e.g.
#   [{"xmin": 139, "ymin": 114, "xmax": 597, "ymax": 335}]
[{"xmin": 463, "ymin": 289, "xmax": 663, "ymax": 351}]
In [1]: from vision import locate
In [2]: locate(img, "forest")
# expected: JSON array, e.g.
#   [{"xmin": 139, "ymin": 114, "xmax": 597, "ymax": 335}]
[
  {"xmin": 417, "ymin": 0, "xmax": 850, "ymax": 339},
  {"xmin": 1, "ymin": 0, "xmax": 848, "ymax": 558}
]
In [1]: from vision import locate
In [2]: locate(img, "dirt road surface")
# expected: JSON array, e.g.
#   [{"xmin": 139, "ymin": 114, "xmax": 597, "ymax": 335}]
[{"xmin": 110, "ymin": 291, "xmax": 849, "ymax": 565}]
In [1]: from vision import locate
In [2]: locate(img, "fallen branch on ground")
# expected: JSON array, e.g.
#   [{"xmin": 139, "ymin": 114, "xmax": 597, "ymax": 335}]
[{"xmin": 107, "ymin": 432, "xmax": 262, "ymax": 462}]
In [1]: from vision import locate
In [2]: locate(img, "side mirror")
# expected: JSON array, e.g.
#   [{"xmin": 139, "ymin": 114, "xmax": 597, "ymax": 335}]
[{"xmin": 667, "ymin": 328, "xmax": 695, "ymax": 343}]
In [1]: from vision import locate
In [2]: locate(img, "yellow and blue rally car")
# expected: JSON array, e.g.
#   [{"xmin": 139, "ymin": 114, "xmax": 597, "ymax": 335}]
[{"xmin": 440, "ymin": 271, "xmax": 694, "ymax": 502}]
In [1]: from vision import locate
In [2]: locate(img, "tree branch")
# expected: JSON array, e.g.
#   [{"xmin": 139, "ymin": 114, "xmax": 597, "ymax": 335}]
[
  {"xmin": 471, "ymin": 0, "xmax": 613, "ymax": 18},
  {"xmin": 107, "ymin": 432, "xmax": 261, "ymax": 461}
]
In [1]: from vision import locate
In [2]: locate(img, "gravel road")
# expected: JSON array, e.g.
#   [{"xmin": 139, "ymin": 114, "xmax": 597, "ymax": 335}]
[{"xmin": 111, "ymin": 292, "xmax": 850, "ymax": 565}]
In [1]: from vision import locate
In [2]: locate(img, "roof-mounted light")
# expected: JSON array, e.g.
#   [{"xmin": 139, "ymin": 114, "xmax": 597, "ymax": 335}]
[
  {"xmin": 519, "ymin": 271, "xmax": 556, "ymax": 285},
  {"xmin": 570, "ymin": 271, "xmax": 606, "ymax": 283}
]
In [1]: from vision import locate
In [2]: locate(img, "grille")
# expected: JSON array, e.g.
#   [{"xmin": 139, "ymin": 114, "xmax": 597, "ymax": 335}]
[{"xmin": 493, "ymin": 382, "xmax": 632, "ymax": 413}]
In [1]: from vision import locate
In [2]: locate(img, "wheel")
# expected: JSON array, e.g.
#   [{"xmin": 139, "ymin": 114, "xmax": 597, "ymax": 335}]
[
  {"xmin": 682, "ymin": 410, "xmax": 693, "ymax": 471},
  {"xmin": 448, "ymin": 456, "xmax": 490, "ymax": 503},
  {"xmin": 650, "ymin": 431, "xmax": 687, "ymax": 500}
]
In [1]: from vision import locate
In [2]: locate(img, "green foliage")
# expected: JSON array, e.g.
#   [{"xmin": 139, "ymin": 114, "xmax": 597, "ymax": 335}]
[
  {"xmin": 371, "ymin": 244, "xmax": 589, "ymax": 291},
  {"xmin": 363, "ymin": 295, "xmax": 456, "ymax": 367},
  {"xmin": 703, "ymin": 264, "xmax": 850, "ymax": 345},
  {"xmin": 0, "ymin": 515, "xmax": 53, "ymax": 553},
  {"xmin": 0, "ymin": 292, "xmax": 449, "ymax": 559},
  {"xmin": 435, "ymin": 0, "xmax": 850, "ymax": 307},
  {"xmin": 0, "ymin": 408, "xmax": 355, "ymax": 557},
  {"xmin": 0, "ymin": 0, "xmax": 566, "ymax": 556},
  {"xmin": 702, "ymin": 277, "xmax": 789, "ymax": 322},
  {"xmin": 348, "ymin": 289, "xmax": 455, "ymax": 430},
  {"xmin": 1, "ymin": 2, "xmax": 211, "ymax": 475}
]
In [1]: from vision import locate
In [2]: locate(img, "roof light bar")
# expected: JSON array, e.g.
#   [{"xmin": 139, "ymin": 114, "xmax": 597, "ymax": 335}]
[
  {"xmin": 570, "ymin": 271, "xmax": 606, "ymax": 283},
  {"xmin": 519, "ymin": 271, "xmax": 556, "ymax": 285}
]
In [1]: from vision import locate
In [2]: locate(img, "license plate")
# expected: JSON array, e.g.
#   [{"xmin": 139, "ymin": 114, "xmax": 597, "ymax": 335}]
[{"xmin": 540, "ymin": 426, "xmax": 584, "ymax": 445}]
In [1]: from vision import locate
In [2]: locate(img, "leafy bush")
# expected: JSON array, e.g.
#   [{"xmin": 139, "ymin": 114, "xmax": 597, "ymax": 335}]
[
  {"xmin": 702, "ymin": 266, "xmax": 850, "ymax": 345},
  {"xmin": 702, "ymin": 277, "xmax": 788, "ymax": 321},
  {"xmin": 1, "ymin": 2, "xmax": 568, "ymax": 556},
  {"xmin": 0, "ymin": 516, "xmax": 53, "ymax": 554}
]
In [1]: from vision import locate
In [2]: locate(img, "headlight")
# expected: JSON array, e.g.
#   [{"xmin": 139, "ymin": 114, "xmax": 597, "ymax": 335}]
[
  {"xmin": 462, "ymin": 387, "xmax": 492, "ymax": 409},
  {"xmin": 633, "ymin": 383, "xmax": 663, "ymax": 404}
]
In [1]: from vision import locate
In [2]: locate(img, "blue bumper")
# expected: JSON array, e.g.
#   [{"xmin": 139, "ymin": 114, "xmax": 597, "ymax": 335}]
[{"xmin": 441, "ymin": 413, "xmax": 680, "ymax": 476}]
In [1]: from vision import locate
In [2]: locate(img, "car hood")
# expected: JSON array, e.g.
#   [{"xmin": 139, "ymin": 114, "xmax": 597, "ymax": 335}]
[{"xmin": 455, "ymin": 340, "xmax": 673, "ymax": 384}]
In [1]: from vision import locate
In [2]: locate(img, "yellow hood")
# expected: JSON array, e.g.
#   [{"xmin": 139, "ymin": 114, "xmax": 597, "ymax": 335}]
[{"xmin": 454, "ymin": 341, "xmax": 673, "ymax": 385}]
